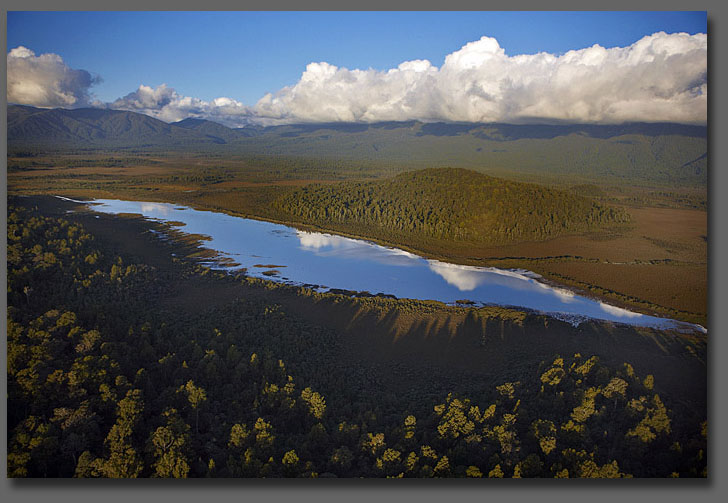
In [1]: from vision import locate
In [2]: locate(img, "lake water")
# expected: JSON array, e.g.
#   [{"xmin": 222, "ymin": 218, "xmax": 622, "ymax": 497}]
[{"xmin": 70, "ymin": 197, "xmax": 705, "ymax": 333}]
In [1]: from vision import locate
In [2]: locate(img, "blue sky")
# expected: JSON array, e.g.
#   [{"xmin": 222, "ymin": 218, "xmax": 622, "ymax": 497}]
[
  {"xmin": 7, "ymin": 11, "xmax": 707, "ymax": 105},
  {"xmin": 7, "ymin": 11, "xmax": 708, "ymax": 125}
]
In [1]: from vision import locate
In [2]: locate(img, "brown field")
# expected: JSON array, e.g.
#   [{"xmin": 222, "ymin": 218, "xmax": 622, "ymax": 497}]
[
  {"xmin": 7, "ymin": 154, "xmax": 707, "ymax": 325},
  {"xmin": 543, "ymin": 262, "xmax": 706, "ymax": 316},
  {"xmin": 470, "ymin": 207, "xmax": 707, "ymax": 263},
  {"xmin": 437, "ymin": 206, "xmax": 707, "ymax": 323}
]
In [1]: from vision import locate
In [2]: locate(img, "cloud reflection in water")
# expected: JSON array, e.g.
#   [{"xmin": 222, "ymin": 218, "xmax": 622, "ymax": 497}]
[
  {"xmin": 297, "ymin": 231, "xmax": 354, "ymax": 250},
  {"xmin": 427, "ymin": 261, "xmax": 488, "ymax": 291},
  {"xmin": 297, "ymin": 230, "xmax": 419, "ymax": 267},
  {"xmin": 427, "ymin": 260, "xmax": 548, "ymax": 292},
  {"xmin": 598, "ymin": 302, "xmax": 642, "ymax": 319},
  {"xmin": 140, "ymin": 202, "xmax": 172, "ymax": 215}
]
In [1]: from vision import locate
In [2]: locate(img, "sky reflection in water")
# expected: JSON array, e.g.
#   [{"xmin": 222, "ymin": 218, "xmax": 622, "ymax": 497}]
[{"xmin": 84, "ymin": 198, "xmax": 704, "ymax": 333}]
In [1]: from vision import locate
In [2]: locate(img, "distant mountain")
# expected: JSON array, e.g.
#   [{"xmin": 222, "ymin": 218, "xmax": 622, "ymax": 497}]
[
  {"xmin": 7, "ymin": 105, "xmax": 225, "ymax": 147},
  {"xmin": 7, "ymin": 105, "xmax": 707, "ymax": 186},
  {"xmin": 258, "ymin": 120, "xmax": 706, "ymax": 140},
  {"xmin": 171, "ymin": 117, "xmax": 242, "ymax": 143},
  {"xmin": 235, "ymin": 120, "xmax": 707, "ymax": 186}
]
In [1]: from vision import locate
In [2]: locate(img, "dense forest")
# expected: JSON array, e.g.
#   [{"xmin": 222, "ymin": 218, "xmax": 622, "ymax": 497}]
[
  {"xmin": 6, "ymin": 198, "xmax": 706, "ymax": 478},
  {"xmin": 273, "ymin": 168, "xmax": 631, "ymax": 246}
]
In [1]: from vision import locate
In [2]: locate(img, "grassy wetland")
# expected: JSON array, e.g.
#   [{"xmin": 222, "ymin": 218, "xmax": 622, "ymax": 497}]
[{"xmin": 7, "ymin": 149, "xmax": 707, "ymax": 325}]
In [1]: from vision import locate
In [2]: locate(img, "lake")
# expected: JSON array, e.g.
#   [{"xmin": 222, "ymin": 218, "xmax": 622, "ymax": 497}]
[{"xmin": 68, "ymin": 197, "xmax": 705, "ymax": 333}]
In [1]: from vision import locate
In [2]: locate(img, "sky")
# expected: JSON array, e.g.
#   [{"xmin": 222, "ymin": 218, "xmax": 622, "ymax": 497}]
[{"xmin": 6, "ymin": 11, "xmax": 708, "ymax": 126}]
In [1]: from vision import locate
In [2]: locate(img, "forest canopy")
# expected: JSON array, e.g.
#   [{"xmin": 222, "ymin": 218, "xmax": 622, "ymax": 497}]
[{"xmin": 273, "ymin": 168, "xmax": 631, "ymax": 246}]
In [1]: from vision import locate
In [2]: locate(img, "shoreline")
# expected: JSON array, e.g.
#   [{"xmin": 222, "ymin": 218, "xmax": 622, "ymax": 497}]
[{"xmin": 60, "ymin": 194, "xmax": 706, "ymax": 333}]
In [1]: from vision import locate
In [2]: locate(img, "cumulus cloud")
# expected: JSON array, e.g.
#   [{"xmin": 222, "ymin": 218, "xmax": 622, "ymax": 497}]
[
  {"xmin": 8, "ymin": 31, "xmax": 707, "ymax": 125},
  {"xmin": 109, "ymin": 84, "xmax": 254, "ymax": 127},
  {"xmin": 7, "ymin": 46, "xmax": 101, "ymax": 108},
  {"xmin": 254, "ymin": 31, "xmax": 707, "ymax": 125}
]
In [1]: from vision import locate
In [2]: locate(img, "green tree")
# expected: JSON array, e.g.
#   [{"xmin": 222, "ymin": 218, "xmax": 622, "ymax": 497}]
[
  {"xmin": 300, "ymin": 387, "xmax": 326, "ymax": 420},
  {"xmin": 180, "ymin": 380, "xmax": 207, "ymax": 434},
  {"xmin": 149, "ymin": 408, "xmax": 191, "ymax": 478},
  {"xmin": 282, "ymin": 450, "xmax": 300, "ymax": 476},
  {"xmin": 94, "ymin": 389, "xmax": 144, "ymax": 478}
]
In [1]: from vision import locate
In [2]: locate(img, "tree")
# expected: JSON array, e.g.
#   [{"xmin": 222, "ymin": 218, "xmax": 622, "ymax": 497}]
[
  {"xmin": 466, "ymin": 465, "xmax": 482, "ymax": 477},
  {"xmin": 330, "ymin": 446, "xmax": 354, "ymax": 473},
  {"xmin": 404, "ymin": 415, "xmax": 416, "ymax": 440},
  {"xmin": 7, "ymin": 416, "xmax": 59, "ymax": 477},
  {"xmin": 149, "ymin": 408, "xmax": 191, "ymax": 478},
  {"xmin": 300, "ymin": 387, "xmax": 326, "ymax": 420},
  {"xmin": 531, "ymin": 419, "xmax": 557, "ymax": 455},
  {"xmin": 282, "ymin": 450, "xmax": 300, "ymax": 476},
  {"xmin": 433, "ymin": 456, "xmax": 450, "ymax": 477},
  {"xmin": 180, "ymin": 380, "xmax": 207, "ymax": 434},
  {"xmin": 488, "ymin": 464, "xmax": 505, "ymax": 478},
  {"xmin": 94, "ymin": 389, "xmax": 144, "ymax": 478}
]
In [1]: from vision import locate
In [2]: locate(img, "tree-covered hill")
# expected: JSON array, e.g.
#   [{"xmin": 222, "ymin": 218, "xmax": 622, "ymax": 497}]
[{"xmin": 273, "ymin": 168, "xmax": 631, "ymax": 246}]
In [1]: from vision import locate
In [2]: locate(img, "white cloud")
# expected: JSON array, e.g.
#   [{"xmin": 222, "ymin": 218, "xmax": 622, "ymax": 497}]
[
  {"xmin": 109, "ymin": 84, "xmax": 254, "ymax": 127},
  {"xmin": 254, "ymin": 31, "xmax": 707, "ymax": 125},
  {"xmin": 254, "ymin": 59, "xmax": 443, "ymax": 123},
  {"xmin": 8, "ymin": 31, "xmax": 707, "ymax": 125},
  {"xmin": 7, "ymin": 46, "xmax": 101, "ymax": 108}
]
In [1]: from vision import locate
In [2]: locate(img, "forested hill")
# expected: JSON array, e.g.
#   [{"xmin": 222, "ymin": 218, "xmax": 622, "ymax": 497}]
[
  {"xmin": 273, "ymin": 168, "xmax": 630, "ymax": 246},
  {"xmin": 7, "ymin": 105, "xmax": 706, "ymax": 186}
]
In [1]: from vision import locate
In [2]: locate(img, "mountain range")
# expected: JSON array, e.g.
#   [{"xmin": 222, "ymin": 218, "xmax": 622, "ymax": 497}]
[{"xmin": 7, "ymin": 104, "xmax": 708, "ymax": 186}]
